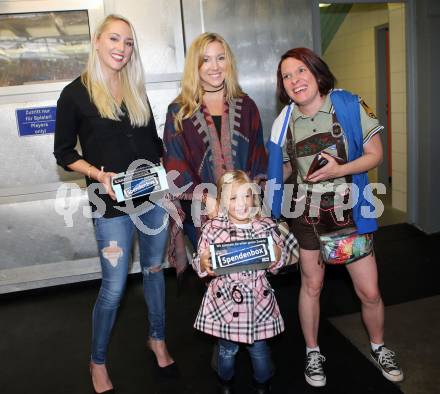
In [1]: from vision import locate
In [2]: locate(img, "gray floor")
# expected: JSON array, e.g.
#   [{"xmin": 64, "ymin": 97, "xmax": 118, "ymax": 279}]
[
  {"xmin": 377, "ymin": 189, "xmax": 407, "ymax": 227},
  {"xmin": 329, "ymin": 295, "xmax": 440, "ymax": 394},
  {"xmin": 329, "ymin": 191, "xmax": 439, "ymax": 394}
]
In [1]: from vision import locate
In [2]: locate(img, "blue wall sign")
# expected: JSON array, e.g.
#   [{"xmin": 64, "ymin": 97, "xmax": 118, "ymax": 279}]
[{"xmin": 16, "ymin": 106, "xmax": 56, "ymax": 137}]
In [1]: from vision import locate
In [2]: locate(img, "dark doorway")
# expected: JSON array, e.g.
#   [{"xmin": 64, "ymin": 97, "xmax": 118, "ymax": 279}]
[{"xmin": 376, "ymin": 24, "xmax": 392, "ymax": 188}]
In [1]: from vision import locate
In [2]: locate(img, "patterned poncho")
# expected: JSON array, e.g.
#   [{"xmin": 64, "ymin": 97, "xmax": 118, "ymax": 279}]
[{"xmin": 163, "ymin": 95, "xmax": 268, "ymax": 273}]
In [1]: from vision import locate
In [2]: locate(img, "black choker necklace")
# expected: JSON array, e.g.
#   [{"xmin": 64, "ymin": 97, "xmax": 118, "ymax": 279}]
[{"xmin": 204, "ymin": 83, "xmax": 225, "ymax": 93}]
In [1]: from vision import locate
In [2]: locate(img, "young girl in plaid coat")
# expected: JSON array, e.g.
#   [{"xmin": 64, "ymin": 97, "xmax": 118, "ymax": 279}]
[{"xmin": 192, "ymin": 170, "xmax": 290, "ymax": 394}]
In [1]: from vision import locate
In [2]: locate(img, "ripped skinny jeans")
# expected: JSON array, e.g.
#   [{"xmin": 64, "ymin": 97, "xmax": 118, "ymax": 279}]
[
  {"xmin": 217, "ymin": 339, "xmax": 273, "ymax": 383},
  {"xmin": 91, "ymin": 204, "xmax": 169, "ymax": 364}
]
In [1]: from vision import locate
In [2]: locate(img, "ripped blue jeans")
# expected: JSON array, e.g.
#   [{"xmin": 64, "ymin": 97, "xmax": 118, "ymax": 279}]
[
  {"xmin": 91, "ymin": 204, "xmax": 169, "ymax": 364},
  {"xmin": 217, "ymin": 339, "xmax": 273, "ymax": 383}
]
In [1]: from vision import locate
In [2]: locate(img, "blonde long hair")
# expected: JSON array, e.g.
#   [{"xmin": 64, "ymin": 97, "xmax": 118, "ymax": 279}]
[
  {"xmin": 81, "ymin": 14, "xmax": 150, "ymax": 127},
  {"xmin": 174, "ymin": 32, "xmax": 244, "ymax": 131}
]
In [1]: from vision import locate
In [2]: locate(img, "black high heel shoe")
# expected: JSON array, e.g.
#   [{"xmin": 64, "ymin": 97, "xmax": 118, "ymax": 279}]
[
  {"xmin": 154, "ymin": 361, "xmax": 179, "ymax": 379},
  {"xmin": 91, "ymin": 379, "xmax": 115, "ymax": 394},
  {"xmin": 90, "ymin": 364, "xmax": 115, "ymax": 393},
  {"xmin": 147, "ymin": 339, "xmax": 179, "ymax": 379},
  {"xmin": 92, "ymin": 388, "xmax": 115, "ymax": 394}
]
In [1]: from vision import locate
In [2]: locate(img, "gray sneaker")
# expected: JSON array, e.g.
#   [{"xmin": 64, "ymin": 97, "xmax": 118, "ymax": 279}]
[
  {"xmin": 370, "ymin": 345, "xmax": 404, "ymax": 382},
  {"xmin": 304, "ymin": 351, "xmax": 326, "ymax": 387}
]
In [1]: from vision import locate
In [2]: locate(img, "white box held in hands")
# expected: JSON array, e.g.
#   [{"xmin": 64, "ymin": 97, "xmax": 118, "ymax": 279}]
[{"xmin": 111, "ymin": 164, "xmax": 168, "ymax": 203}]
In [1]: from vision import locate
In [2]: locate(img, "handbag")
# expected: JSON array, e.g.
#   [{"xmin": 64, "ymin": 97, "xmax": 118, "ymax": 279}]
[{"xmin": 316, "ymin": 226, "xmax": 373, "ymax": 265}]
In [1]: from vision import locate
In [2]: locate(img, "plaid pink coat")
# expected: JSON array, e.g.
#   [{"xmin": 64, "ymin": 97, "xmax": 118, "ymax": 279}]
[{"xmin": 192, "ymin": 216, "xmax": 285, "ymax": 344}]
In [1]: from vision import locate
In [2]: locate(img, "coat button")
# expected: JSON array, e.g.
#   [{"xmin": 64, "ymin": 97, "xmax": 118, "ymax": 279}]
[
  {"xmin": 233, "ymin": 311, "xmax": 239, "ymax": 318},
  {"xmin": 216, "ymin": 291, "xmax": 222, "ymax": 298},
  {"xmin": 263, "ymin": 290, "xmax": 270, "ymax": 297}
]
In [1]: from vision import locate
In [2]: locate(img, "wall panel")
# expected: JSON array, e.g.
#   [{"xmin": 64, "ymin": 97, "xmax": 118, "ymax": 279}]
[{"xmin": 182, "ymin": 0, "xmax": 314, "ymax": 139}]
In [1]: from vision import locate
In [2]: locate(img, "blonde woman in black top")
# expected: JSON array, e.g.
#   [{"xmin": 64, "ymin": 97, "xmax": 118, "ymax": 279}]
[{"xmin": 54, "ymin": 15, "xmax": 175, "ymax": 393}]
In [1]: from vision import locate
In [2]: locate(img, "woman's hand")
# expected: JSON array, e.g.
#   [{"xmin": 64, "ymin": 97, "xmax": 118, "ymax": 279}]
[
  {"xmin": 307, "ymin": 135, "xmax": 383, "ymax": 183},
  {"xmin": 199, "ymin": 249, "xmax": 216, "ymax": 276},
  {"xmin": 306, "ymin": 152, "xmax": 344, "ymax": 183},
  {"xmin": 97, "ymin": 170, "xmax": 117, "ymax": 201},
  {"xmin": 67, "ymin": 160, "xmax": 117, "ymax": 200}
]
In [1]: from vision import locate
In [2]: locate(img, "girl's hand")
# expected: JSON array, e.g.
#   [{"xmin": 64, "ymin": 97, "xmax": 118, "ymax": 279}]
[
  {"xmin": 306, "ymin": 152, "xmax": 344, "ymax": 183},
  {"xmin": 268, "ymin": 245, "xmax": 282, "ymax": 269},
  {"xmin": 97, "ymin": 170, "xmax": 117, "ymax": 201},
  {"xmin": 200, "ymin": 249, "xmax": 216, "ymax": 276}
]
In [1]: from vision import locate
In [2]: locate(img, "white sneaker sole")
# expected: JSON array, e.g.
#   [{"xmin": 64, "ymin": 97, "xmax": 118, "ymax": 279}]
[
  {"xmin": 305, "ymin": 373, "xmax": 327, "ymax": 387},
  {"xmin": 370, "ymin": 355, "xmax": 404, "ymax": 382}
]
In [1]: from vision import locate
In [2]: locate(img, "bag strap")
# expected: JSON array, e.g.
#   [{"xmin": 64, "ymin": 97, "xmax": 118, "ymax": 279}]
[
  {"xmin": 285, "ymin": 124, "xmax": 298, "ymax": 184},
  {"xmin": 332, "ymin": 112, "xmax": 346, "ymax": 160},
  {"xmin": 332, "ymin": 112, "xmax": 352, "ymax": 185}
]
